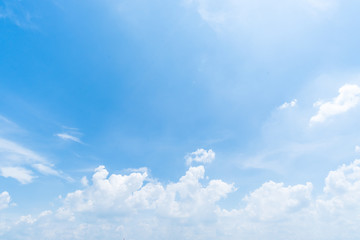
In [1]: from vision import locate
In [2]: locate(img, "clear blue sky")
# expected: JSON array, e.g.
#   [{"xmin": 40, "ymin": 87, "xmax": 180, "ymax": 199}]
[{"xmin": 1, "ymin": 0, "xmax": 360, "ymax": 239}]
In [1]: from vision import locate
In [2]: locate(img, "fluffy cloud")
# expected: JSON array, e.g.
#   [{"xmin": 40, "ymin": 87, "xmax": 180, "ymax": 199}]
[
  {"xmin": 59, "ymin": 164, "xmax": 234, "ymax": 220},
  {"xmin": 279, "ymin": 99, "xmax": 297, "ymax": 110},
  {"xmin": 185, "ymin": 149, "xmax": 215, "ymax": 165},
  {"xmin": 310, "ymin": 84, "xmax": 360, "ymax": 124},
  {"xmin": 243, "ymin": 181, "xmax": 312, "ymax": 221},
  {"xmin": 318, "ymin": 159, "xmax": 360, "ymax": 214},
  {"xmin": 5, "ymin": 158, "xmax": 360, "ymax": 239},
  {"xmin": 0, "ymin": 191, "xmax": 10, "ymax": 210}
]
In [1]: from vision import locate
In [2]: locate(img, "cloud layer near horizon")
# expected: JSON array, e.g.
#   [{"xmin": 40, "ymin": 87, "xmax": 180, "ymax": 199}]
[{"xmin": 3, "ymin": 155, "xmax": 360, "ymax": 240}]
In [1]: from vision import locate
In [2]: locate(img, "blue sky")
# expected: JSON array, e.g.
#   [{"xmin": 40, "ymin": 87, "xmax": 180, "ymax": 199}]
[{"xmin": 2, "ymin": 0, "xmax": 360, "ymax": 239}]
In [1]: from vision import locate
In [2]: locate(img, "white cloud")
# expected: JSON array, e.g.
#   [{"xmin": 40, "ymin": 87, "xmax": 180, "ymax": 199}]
[
  {"xmin": 356, "ymin": 145, "xmax": 360, "ymax": 153},
  {"xmin": 56, "ymin": 133, "xmax": 82, "ymax": 144},
  {"xmin": 0, "ymin": 138, "xmax": 46, "ymax": 165},
  {"xmin": 243, "ymin": 181, "xmax": 312, "ymax": 221},
  {"xmin": 81, "ymin": 176, "xmax": 89, "ymax": 187},
  {"xmin": 0, "ymin": 191, "xmax": 10, "ymax": 210},
  {"xmin": 16, "ymin": 210, "xmax": 52, "ymax": 225},
  {"xmin": 0, "ymin": 167, "xmax": 35, "ymax": 184},
  {"xmin": 185, "ymin": 149, "xmax": 215, "ymax": 165},
  {"xmin": 59, "ymin": 164, "xmax": 234, "ymax": 220},
  {"xmin": 0, "ymin": 137, "xmax": 65, "ymax": 183},
  {"xmin": 32, "ymin": 164, "xmax": 59, "ymax": 176},
  {"xmin": 310, "ymin": 84, "xmax": 360, "ymax": 124},
  {"xmin": 278, "ymin": 99, "xmax": 297, "ymax": 110},
  {"xmin": 6, "ymin": 156, "xmax": 360, "ymax": 239}
]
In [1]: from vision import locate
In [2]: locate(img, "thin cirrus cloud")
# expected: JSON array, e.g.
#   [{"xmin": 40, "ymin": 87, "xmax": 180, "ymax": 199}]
[
  {"xmin": 0, "ymin": 167, "xmax": 34, "ymax": 184},
  {"xmin": 56, "ymin": 133, "xmax": 82, "ymax": 144},
  {"xmin": 310, "ymin": 84, "xmax": 360, "ymax": 124},
  {"xmin": 0, "ymin": 138, "xmax": 68, "ymax": 184}
]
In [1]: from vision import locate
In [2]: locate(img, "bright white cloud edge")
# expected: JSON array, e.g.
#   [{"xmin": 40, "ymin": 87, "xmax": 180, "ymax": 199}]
[
  {"xmin": 310, "ymin": 84, "xmax": 360, "ymax": 124},
  {"xmin": 279, "ymin": 99, "xmax": 297, "ymax": 110},
  {"xmin": 185, "ymin": 148, "xmax": 215, "ymax": 166}
]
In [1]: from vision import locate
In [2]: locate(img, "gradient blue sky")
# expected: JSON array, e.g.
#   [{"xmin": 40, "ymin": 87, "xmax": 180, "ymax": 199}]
[{"xmin": 2, "ymin": 0, "xmax": 360, "ymax": 239}]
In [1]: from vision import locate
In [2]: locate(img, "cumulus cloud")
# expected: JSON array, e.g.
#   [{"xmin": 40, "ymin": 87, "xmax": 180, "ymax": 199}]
[
  {"xmin": 243, "ymin": 181, "xmax": 312, "ymax": 221},
  {"xmin": 5, "ymin": 156, "xmax": 360, "ymax": 239},
  {"xmin": 59, "ymin": 164, "xmax": 234, "ymax": 220},
  {"xmin": 278, "ymin": 99, "xmax": 297, "ymax": 110},
  {"xmin": 310, "ymin": 84, "xmax": 360, "ymax": 124},
  {"xmin": 56, "ymin": 133, "xmax": 82, "ymax": 144},
  {"xmin": 185, "ymin": 149, "xmax": 215, "ymax": 166},
  {"xmin": 0, "ymin": 191, "xmax": 10, "ymax": 210}
]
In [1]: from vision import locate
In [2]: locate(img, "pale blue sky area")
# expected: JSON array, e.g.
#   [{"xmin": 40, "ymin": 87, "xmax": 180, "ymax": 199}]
[{"xmin": 1, "ymin": 0, "xmax": 360, "ymax": 239}]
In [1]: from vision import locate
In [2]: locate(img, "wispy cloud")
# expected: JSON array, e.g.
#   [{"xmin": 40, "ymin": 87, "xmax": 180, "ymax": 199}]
[
  {"xmin": 310, "ymin": 84, "xmax": 360, "ymax": 124},
  {"xmin": 0, "ymin": 138, "xmax": 46, "ymax": 165},
  {"xmin": 0, "ymin": 137, "xmax": 68, "ymax": 184},
  {"xmin": 56, "ymin": 133, "xmax": 82, "ymax": 144},
  {"xmin": 0, "ymin": 0, "xmax": 36, "ymax": 29},
  {"xmin": 0, "ymin": 167, "xmax": 34, "ymax": 184}
]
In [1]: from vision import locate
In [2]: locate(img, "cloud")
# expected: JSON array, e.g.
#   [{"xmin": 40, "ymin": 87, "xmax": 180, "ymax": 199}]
[
  {"xmin": 310, "ymin": 84, "xmax": 360, "ymax": 124},
  {"xmin": 56, "ymin": 133, "xmax": 82, "ymax": 144},
  {"xmin": 243, "ymin": 181, "xmax": 312, "ymax": 221},
  {"xmin": 0, "ymin": 138, "xmax": 46, "ymax": 164},
  {"xmin": 5, "ymin": 153, "xmax": 360, "ymax": 239},
  {"xmin": 278, "ymin": 99, "xmax": 297, "ymax": 110},
  {"xmin": 185, "ymin": 149, "xmax": 215, "ymax": 165},
  {"xmin": 0, "ymin": 167, "xmax": 35, "ymax": 184},
  {"xmin": 17, "ymin": 210, "xmax": 52, "ymax": 224},
  {"xmin": 0, "ymin": 137, "xmax": 65, "ymax": 183},
  {"xmin": 58, "ymin": 164, "xmax": 234, "ymax": 220},
  {"xmin": 187, "ymin": 0, "xmax": 337, "ymax": 35},
  {"xmin": 0, "ymin": 191, "xmax": 10, "ymax": 210},
  {"xmin": 0, "ymin": 0, "xmax": 36, "ymax": 29},
  {"xmin": 356, "ymin": 145, "xmax": 360, "ymax": 153}
]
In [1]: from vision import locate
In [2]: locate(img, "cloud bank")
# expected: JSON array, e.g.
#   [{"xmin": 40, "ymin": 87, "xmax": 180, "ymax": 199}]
[{"xmin": 3, "ymin": 154, "xmax": 360, "ymax": 239}]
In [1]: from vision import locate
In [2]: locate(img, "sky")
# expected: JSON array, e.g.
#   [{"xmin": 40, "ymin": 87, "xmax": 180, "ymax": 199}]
[{"xmin": 1, "ymin": 0, "xmax": 360, "ymax": 239}]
